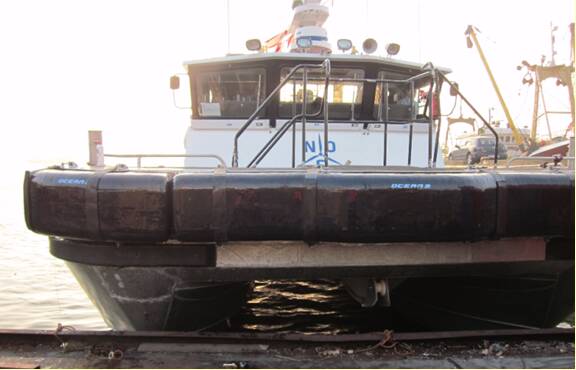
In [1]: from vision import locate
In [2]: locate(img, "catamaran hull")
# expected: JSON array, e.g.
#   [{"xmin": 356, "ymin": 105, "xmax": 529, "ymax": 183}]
[
  {"xmin": 389, "ymin": 269, "xmax": 574, "ymax": 330},
  {"xmin": 24, "ymin": 167, "xmax": 574, "ymax": 331},
  {"xmin": 65, "ymin": 260, "xmax": 252, "ymax": 331},
  {"xmin": 62, "ymin": 256, "xmax": 573, "ymax": 331},
  {"xmin": 50, "ymin": 236, "xmax": 574, "ymax": 331},
  {"xmin": 24, "ymin": 168, "xmax": 574, "ymax": 244}
]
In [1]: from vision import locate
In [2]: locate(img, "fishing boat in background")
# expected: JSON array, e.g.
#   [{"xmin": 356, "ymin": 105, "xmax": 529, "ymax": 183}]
[
  {"xmin": 529, "ymin": 138, "xmax": 571, "ymax": 157},
  {"xmin": 24, "ymin": 0, "xmax": 574, "ymax": 331},
  {"xmin": 450, "ymin": 23, "xmax": 575, "ymax": 161}
]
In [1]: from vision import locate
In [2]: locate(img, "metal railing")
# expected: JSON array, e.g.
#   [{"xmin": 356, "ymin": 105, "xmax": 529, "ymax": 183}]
[
  {"xmin": 436, "ymin": 70, "xmax": 501, "ymax": 165},
  {"xmin": 232, "ymin": 61, "xmax": 503, "ymax": 169},
  {"xmin": 247, "ymin": 61, "xmax": 332, "ymax": 168},
  {"xmin": 506, "ymin": 155, "xmax": 575, "ymax": 168},
  {"xmin": 371, "ymin": 69, "xmax": 438, "ymax": 166},
  {"xmin": 104, "ymin": 154, "xmax": 227, "ymax": 168},
  {"xmin": 232, "ymin": 60, "xmax": 331, "ymax": 168},
  {"xmin": 236, "ymin": 62, "xmax": 441, "ymax": 169}
]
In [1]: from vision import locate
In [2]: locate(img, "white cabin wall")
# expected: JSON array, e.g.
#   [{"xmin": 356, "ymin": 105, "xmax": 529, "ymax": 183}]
[{"xmin": 184, "ymin": 120, "xmax": 444, "ymax": 168}]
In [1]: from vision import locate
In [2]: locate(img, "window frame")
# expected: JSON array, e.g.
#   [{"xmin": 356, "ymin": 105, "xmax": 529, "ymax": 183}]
[
  {"xmin": 191, "ymin": 66, "xmax": 268, "ymax": 120},
  {"xmin": 187, "ymin": 59, "xmax": 429, "ymax": 124},
  {"xmin": 373, "ymin": 70, "xmax": 433, "ymax": 122},
  {"xmin": 277, "ymin": 66, "xmax": 366, "ymax": 121}
]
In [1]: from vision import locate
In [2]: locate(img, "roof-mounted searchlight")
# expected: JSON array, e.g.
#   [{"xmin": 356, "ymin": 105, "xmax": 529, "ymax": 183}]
[
  {"xmin": 385, "ymin": 43, "xmax": 400, "ymax": 56},
  {"xmin": 246, "ymin": 39, "xmax": 262, "ymax": 51},
  {"xmin": 337, "ymin": 39, "xmax": 353, "ymax": 52},
  {"xmin": 362, "ymin": 38, "xmax": 378, "ymax": 54}
]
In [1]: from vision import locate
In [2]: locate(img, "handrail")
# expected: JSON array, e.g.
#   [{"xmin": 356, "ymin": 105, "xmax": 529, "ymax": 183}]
[
  {"xmin": 428, "ymin": 65, "xmax": 443, "ymax": 167},
  {"xmin": 506, "ymin": 155, "xmax": 575, "ymax": 168},
  {"xmin": 232, "ymin": 60, "xmax": 331, "ymax": 167},
  {"xmin": 248, "ymin": 61, "xmax": 331, "ymax": 168},
  {"xmin": 289, "ymin": 67, "xmax": 432, "ymax": 168},
  {"xmin": 436, "ymin": 71, "xmax": 500, "ymax": 165},
  {"xmin": 296, "ymin": 72, "xmax": 433, "ymax": 84},
  {"xmin": 321, "ymin": 59, "xmax": 331, "ymax": 167},
  {"xmin": 234, "ymin": 62, "xmax": 449, "ymax": 169},
  {"xmin": 104, "ymin": 153, "xmax": 226, "ymax": 168},
  {"xmin": 248, "ymin": 114, "xmax": 305, "ymax": 168},
  {"xmin": 372, "ymin": 69, "xmax": 436, "ymax": 167}
]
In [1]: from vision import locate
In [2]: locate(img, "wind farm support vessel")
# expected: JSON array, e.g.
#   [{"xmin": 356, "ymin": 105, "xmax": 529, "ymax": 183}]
[{"xmin": 24, "ymin": 0, "xmax": 574, "ymax": 331}]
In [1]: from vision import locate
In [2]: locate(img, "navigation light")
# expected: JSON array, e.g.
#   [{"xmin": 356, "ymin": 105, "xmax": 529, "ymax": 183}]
[
  {"xmin": 385, "ymin": 43, "xmax": 400, "ymax": 56},
  {"xmin": 246, "ymin": 39, "xmax": 262, "ymax": 51},
  {"xmin": 362, "ymin": 38, "xmax": 378, "ymax": 54},
  {"xmin": 337, "ymin": 39, "xmax": 352, "ymax": 52}
]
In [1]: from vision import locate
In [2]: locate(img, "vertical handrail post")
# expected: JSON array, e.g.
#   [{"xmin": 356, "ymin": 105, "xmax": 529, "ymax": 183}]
[
  {"xmin": 291, "ymin": 124, "xmax": 296, "ymax": 168},
  {"xmin": 322, "ymin": 59, "xmax": 331, "ymax": 167},
  {"xmin": 383, "ymin": 123, "xmax": 388, "ymax": 166},
  {"xmin": 302, "ymin": 68, "xmax": 308, "ymax": 163},
  {"xmin": 377, "ymin": 81, "xmax": 384, "ymax": 165},
  {"xmin": 428, "ymin": 69, "xmax": 436, "ymax": 167},
  {"xmin": 407, "ymin": 124, "xmax": 413, "ymax": 165},
  {"xmin": 291, "ymin": 76, "xmax": 297, "ymax": 168},
  {"xmin": 410, "ymin": 81, "xmax": 416, "ymax": 121},
  {"xmin": 432, "ymin": 73, "xmax": 442, "ymax": 167},
  {"xmin": 433, "ymin": 115, "xmax": 442, "ymax": 167},
  {"xmin": 383, "ymin": 82, "xmax": 389, "ymax": 166},
  {"xmin": 409, "ymin": 80, "xmax": 415, "ymax": 166}
]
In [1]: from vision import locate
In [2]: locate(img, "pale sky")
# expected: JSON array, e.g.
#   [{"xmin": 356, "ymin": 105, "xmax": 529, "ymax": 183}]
[{"xmin": 0, "ymin": 0, "xmax": 574, "ymax": 164}]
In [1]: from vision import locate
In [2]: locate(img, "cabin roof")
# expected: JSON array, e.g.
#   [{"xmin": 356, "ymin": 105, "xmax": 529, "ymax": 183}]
[{"xmin": 183, "ymin": 52, "xmax": 452, "ymax": 73}]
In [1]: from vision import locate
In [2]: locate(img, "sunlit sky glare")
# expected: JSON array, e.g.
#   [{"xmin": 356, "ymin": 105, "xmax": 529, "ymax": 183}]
[{"xmin": 0, "ymin": 0, "xmax": 574, "ymax": 163}]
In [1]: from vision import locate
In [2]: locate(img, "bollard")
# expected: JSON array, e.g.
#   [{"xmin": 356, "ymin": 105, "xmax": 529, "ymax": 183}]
[{"xmin": 88, "ymin": 130, "xmax": 105, "ymax": 168}]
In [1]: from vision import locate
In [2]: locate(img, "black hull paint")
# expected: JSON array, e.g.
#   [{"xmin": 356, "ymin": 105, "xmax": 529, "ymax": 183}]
[
  {"xmin": 390, "ymin": 269, "xmax": 575, "ymax": 330},
  {"xmin": 66, "ymin": 261, "xmax": 252, "ymax": 331},
  {"xmin": 24, "ymin": 167, "xmax": 574, "ymax": 331},
  {"xmin": 65, "ymin": 257, "xmax": 574, "ymax": 331},
  {"xmin": 24, "ymin": 168, "xmax": 574, "ymax": 244}
]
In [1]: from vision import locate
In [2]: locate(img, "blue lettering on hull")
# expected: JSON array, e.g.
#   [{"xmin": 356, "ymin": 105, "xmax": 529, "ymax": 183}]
[
  {"xmin": 390, "ymin": 183, "xmax": 432, "ymax": 189},
  {"xmin": 304, "ymin": 134, "xmax": 341, "ymax": 165}
]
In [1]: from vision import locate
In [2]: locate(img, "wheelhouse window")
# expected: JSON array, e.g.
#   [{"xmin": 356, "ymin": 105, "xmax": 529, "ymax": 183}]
[
  {"xmin": 196, "ymin": 68, "xmax": 265, "ymax": 118},
  {"xmin": 279, "ymin": 68, "xmax": 364, "ymax": 120},
  {"xmin": 373, "ymin": 71, "xmax": 430, "ymax": 121}
]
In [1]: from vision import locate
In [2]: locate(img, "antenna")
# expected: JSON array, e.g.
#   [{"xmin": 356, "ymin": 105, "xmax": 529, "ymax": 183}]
[
  {"xmin": 417, "ymin": 0, "xmax": 422, "ymax": 62},
  {"xmin": 549, "ymin": 22, "xmax": 558, "ymax": 66},
  {"xmin": 226, "ymin": 0, "xmax": 231, "ymax": 54},
  {"xmin": 571, "ymin": 23, "xmax": 575, "ymax": 66},
  {"xmin": 365, "ymin": 0, "xmax": 369, "ymax": 40}
]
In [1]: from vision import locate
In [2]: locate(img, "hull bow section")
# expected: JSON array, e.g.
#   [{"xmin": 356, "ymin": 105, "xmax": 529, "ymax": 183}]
[{"xmin": 24, "ymin": 167, "xmax": 574, "ymax": 331}]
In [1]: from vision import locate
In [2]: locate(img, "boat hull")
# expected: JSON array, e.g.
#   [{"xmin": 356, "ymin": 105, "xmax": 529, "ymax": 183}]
[
  {"xmin": 66, "ymin": 261, "xmax": 252, "ymax": 331},
  {"xmin": 64, "ymin": 261, "xmax": 574, "ymax": 332},
  {"xmin": 53, "ymin": 237, "xmax": 573, "ymax": 331},
  {"xmin": 25, "ymin": 167, "xmax": 574, "ymax": 331},
  {"xmin": 24, "ymin": 168, "xmax": 574, "ymax": 244},
  {"xmin": 390, "ymin": 269, "xmax": 574, "ymax": 330}
]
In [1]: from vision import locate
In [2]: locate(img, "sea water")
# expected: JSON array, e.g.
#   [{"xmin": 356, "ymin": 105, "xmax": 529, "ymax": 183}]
[{"xmin": 0, "ymin": 158, "xmax": 107, "ymax": 330}]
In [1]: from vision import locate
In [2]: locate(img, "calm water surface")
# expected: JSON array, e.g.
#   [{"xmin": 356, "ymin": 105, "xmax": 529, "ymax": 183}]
[{"xmin": 0, "ymin": 159, "xmax": 107, "ymax": 330}]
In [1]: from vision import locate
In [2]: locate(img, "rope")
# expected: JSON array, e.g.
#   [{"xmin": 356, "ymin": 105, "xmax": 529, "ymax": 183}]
[
  {"xmin": 441, "ymin": 95, "xmax": 459, "ymax": 117},
  {"xmin": 53, "ymin": 322, "xmax": 76, "ymax": 345},
  {"xmin": 354, "ymin": 329, "xmax": 396, "ymax": 353}
]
